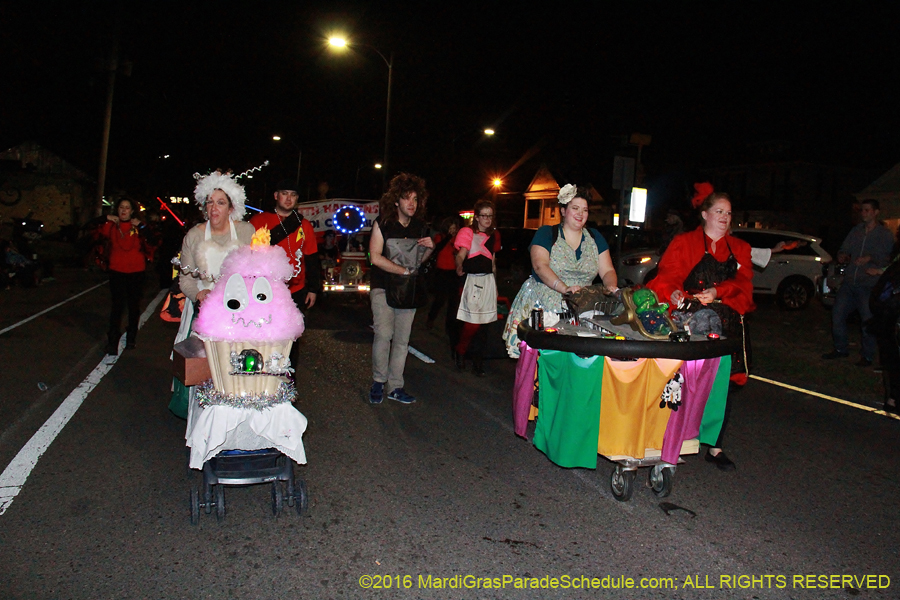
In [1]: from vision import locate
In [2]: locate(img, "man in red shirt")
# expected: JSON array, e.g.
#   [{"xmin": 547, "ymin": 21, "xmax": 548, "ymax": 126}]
[{"xmin": 250, "ymin": 179, "xmax": 321, "ymax": 311}]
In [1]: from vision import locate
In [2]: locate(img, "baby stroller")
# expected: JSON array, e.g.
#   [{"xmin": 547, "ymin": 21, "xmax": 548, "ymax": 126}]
[
  {"xmin": 175, "ymin": 338, "xmax": 310, "ymax": 525},
  {"xmin": 190, "ymin": 448, "xmax": 308, "ymax": 524}
]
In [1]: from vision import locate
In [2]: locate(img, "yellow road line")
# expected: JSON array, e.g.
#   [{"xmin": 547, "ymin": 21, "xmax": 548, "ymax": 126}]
[{"xmin": 749, "ymin": 374, "xmax": 899, "ymax": 421}]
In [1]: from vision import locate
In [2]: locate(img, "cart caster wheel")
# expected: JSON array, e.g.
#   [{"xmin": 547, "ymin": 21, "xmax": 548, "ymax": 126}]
[
  {"xmin": 203, "ymin": 483, "xmax": 213, "ymax": 515},
  {"xmin": 190, "ymin": 488, "xmax": 200, "ymax": 525},
  {"xmin": 271, "ymin": 482, "xmax": 283, "ymax": 516},
  {"xmin": 649, "ymin": 465, "xmax": 675, "ymax": 498},
  {"xmin": 215, "ymin": 485, "xmax": 226, "ymax": 522},
  {"xmin": 610, "ymin": 466, "xmax": 635, "ymax": 502},
  {"xmin": 294, "ymin": 479, "xmax": 309, "ymax": 516}
]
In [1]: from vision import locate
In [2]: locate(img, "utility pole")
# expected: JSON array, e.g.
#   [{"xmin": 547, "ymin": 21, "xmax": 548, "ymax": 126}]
[{"xmin": 93, "ymin": 8, "xmax": 128, "ymax": 219}]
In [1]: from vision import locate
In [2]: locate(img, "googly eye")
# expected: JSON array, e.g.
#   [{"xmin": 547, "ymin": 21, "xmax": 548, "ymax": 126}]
[
  {"xmin": 223, "ymin": 273, "xmax": 249, "ymax": 312},
  {"xmin": 251, "ymin": 277, "xmax": 273, "ymax": 304}
]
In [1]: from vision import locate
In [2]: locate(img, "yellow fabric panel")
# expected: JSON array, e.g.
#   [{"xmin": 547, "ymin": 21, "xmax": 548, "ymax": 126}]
[{"xmin": 597, "ymin": 358, "xmax": 682, "ymax": 459}]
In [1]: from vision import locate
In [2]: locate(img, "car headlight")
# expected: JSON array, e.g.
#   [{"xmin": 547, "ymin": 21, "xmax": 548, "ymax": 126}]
[{"xmin": 622, "ymin": 256, "xmax": 653, "ymax": 266}]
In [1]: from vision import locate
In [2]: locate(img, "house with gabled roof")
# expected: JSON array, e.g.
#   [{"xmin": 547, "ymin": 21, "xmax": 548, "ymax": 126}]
[
  {"xmin": 0, "ymin": 140, "xmax": 93, "ymax": 235},
  {"xmin": 522, "ymin": 164, "xmax": 610, "ymax": 229}
]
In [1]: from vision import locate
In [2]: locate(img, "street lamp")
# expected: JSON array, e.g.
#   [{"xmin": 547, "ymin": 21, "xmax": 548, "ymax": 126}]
[
  {"xmin": 328, "ymin": 35, "xmax": 393, "ymax": 190},
  {"xmin": 272, "ymin": 135, "xmax": 301, "ymax": 185}
]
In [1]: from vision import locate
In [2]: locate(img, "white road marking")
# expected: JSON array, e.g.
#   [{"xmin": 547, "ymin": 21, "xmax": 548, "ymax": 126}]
[
  {"xmin": 0, "ymin": 281, "xmax": 108, "ymax": 336},
  {"xmin": 408, "ymin": 346, "xmax": 435, "ymax": 363},
  {"xmin": 0, "ymin": 289, "xmax": 166, "ymax": 515}
]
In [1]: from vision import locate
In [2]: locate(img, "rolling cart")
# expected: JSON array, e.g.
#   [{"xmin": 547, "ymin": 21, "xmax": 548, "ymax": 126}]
[{"xmin": 516, "ymin": 318, "xmax": 739, "ymax": 502}]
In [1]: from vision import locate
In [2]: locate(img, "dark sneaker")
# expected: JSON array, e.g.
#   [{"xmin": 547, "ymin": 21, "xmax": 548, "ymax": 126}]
[
  {"xmin": 388, "ymin": 388, "xmax": 416, "ymax": 404},
  {"xmin": 368, "ymin": 382, "xmax": 384, "ymax": 404},
  {"xmin": 822, "ymin": 350, "xmax": 849, "ymax": 360},
  {"xmin": 705, "ymin": 449, "xmax": 736, "ymax": 471}
]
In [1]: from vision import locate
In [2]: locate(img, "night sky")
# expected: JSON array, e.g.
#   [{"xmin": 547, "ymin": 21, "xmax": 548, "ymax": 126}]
[{"xmin": 2, "ymin": 2, "xmax": 898, "ymax": 215}]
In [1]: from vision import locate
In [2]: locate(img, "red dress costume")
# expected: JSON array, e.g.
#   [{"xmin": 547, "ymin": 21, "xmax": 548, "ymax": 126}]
[{"xmin": 648, "ymin": 226, "xmax": 755, "ymax": 382}]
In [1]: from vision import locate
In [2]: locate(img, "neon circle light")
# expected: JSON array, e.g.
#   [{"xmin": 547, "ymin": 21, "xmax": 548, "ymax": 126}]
[{"xmin": 333, "ymin": 205, "xmax": 367, "ymax": 235}]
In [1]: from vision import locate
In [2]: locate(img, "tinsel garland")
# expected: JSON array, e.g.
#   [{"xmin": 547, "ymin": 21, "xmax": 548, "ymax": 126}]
[{"xmin": 195, "ymin": 379, "xmax": 297, "ymax": 410}]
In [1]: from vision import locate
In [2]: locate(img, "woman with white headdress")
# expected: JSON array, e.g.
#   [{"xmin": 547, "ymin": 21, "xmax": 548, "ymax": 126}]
[
  {"xmin": 502, "ymin": 184, "xmax": 618, "ymax": 358},
  {"xmin": 169, "ymin": 171, "xmax": 255, "ymax": 418}
]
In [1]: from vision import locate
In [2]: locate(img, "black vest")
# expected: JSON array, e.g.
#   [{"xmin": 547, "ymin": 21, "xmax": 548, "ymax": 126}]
[{"xmin": 371, "ymin": 216, "xmax": 427, "ymax": 290}]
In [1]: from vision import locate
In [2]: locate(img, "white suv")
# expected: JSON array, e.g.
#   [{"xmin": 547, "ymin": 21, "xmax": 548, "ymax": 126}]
[
  {"xmin": 729, "ymin": 228, "xmax": 832, "ymax": 309},
  {"xmin": 623, "ymin": 228, "xmax": 832, "ymax": 310}
]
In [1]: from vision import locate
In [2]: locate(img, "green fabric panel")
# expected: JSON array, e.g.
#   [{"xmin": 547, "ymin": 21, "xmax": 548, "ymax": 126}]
[
  {"xmin": 168, "ymin": 307, "xmax": 196, "ymax": 419},
  {"xmin": 698, "ymin": 355, "xmax": 731, "ymax": 445},
  {"xmin": 533, "ymin": 349, "xmax": 605, "ymax": 468}
]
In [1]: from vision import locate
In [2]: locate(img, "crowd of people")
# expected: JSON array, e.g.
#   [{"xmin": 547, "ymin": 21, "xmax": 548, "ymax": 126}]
[{"xmin": 91, "ymin": 168, "xmax": 897, "ymax": 471}]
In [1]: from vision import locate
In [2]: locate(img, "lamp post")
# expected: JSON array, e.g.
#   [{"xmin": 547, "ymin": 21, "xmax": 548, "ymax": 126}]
[
  {"xmin": 272, "ymin": 135, "xmax": 301, "ymax": 185},
  {"xmin": 329, "ymin": 36, "xmax": 393, "ymax": 191}
]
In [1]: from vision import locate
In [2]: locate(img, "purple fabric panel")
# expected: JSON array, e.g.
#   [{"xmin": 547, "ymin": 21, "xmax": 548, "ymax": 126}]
[
  {"xmin": 660, "ymin": 357, "xmax": 720, "ymax": 463},
  {"xmin": 513, "ymin": 342, "xmax": 539, "ymax": 438}
]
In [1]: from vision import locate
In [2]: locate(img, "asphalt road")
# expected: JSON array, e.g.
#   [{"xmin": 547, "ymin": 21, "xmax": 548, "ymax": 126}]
[{"xmin": 0, "ymin": 269, "xmax": 898, "ymax": 600}]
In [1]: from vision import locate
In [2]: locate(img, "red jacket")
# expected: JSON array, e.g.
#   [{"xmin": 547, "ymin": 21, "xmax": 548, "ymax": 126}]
[
  {"xmin": 647, "ymin": 226, "xmax": 755, "ymax": 315},
  {"xmin": 250, "ymin": 212, "xmax": 318, "ymax": 293},
  {"xmin": 103, "ymin": 220, "xmax": 146, "ymax": 273}
]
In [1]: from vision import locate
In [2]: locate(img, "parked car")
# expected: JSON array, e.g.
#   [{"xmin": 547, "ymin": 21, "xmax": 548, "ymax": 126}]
[
  {"xmin": 616, "ymin": 228, "xmax": 832, "ymax": 310},
  {"xmin": 495, "ymin": 227, "xmax": 538, "ymax": 286},
  {"xmin": 730, "ymin": 228, "xmax": 832, "ymax": 310},
  {"xmin": 594, "ymin": 225, "xmax": 662, "ymax": 288}
]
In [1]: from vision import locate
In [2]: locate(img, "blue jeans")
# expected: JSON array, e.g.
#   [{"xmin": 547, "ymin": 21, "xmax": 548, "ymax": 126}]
[{"xmin": 832, "ymin": 283, "xmax": 876, "ymax": 360}]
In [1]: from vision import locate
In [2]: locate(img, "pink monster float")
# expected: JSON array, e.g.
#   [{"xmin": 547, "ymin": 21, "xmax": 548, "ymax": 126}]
[{"xmin": 193, "ymin": 229, "xmax": 304, "ymax": 408}]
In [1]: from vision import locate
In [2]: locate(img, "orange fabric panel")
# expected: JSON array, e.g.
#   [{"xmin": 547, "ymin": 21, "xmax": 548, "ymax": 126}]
[{"xmin": 597, "ymin": 358, "xmax": 682, "ymax": 459}]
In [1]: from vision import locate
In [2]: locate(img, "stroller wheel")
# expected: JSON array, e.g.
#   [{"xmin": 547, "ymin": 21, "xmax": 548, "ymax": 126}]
[
  {"xmin": 203, "ymin": 482, "xmax": 213, "ymax": 514},
  {"xmin": 215, "ymin": 486, "xmax": 225, "ymax": 522},
  {"xmin": 271, "ymin": 482, "xmax": 283, "ymax": 516},
  {"xmin": 190, "ymin": 488, "xmax": 200, "ymax": 525},
  {"xmin": 295, "ymin": 479, "xmax": 309, "ymax": 516},
  {"xmin": 286, "ymin": 473, "xmax": 295, "ymax": 508}
]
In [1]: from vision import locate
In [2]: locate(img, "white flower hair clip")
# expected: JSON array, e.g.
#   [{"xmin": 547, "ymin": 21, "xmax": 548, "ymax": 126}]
[{"xmin": 557, "ymin": 183, "xmax": 577, "ymax": 205}]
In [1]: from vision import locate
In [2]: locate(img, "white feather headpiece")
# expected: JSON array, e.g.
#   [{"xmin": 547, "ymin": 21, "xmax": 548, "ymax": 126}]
[
  {"xmin": 193, "ymin": 171, "xmax": 247, "ymax": 221},
  {"xmin": 557, "ymin": 183, "xmax": 577, "ymax": 205}
]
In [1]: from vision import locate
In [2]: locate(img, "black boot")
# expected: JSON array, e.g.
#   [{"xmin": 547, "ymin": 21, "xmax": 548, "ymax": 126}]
[
  {"xmin": 472, "ymin": 357, "xmax": 485, "ymax": 377},
  {"xmin": 454, "ymin": 349, "xmax": 465, "ymax": 371},
  {"xmin": 106, "ymin": 331, "xmax": 119, "ymax": 356}
]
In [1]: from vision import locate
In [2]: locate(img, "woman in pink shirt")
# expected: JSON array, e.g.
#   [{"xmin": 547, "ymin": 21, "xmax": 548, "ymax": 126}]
[{"xmin": 454, "ymin": 200, "xmax": 501, "ymax": 376}]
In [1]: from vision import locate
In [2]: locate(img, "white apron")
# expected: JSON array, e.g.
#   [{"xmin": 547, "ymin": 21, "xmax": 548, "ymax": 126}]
[{"xmin": 456, "ymin": 273, "xmax": 498, "ymax": 324}]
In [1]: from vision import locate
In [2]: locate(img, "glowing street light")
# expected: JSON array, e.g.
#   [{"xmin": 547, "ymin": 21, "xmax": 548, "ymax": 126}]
[
  {"xmin": 484, "ymin": 129, "xmax": 495, "ymax": 136},
  {"xmin": 493, "ymin": 178, "xmax": 502, "ymax": 187},
  {"xmin": 329, "ymin": 34, "xmax": 393, "ymax": 190}
]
